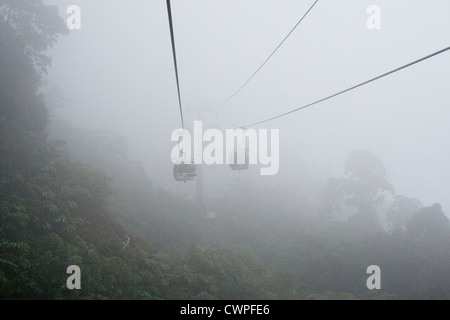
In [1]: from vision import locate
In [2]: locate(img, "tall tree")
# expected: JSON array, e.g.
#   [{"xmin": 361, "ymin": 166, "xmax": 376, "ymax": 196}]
[
  {"xmin": 0, "ymin": 0, "xmax": 68, "ymax": 73},
  {"xmin": 406, "ymin": 203, "xmax": 450, "ymax": 242},
  {"xmin": 323, "ymin": 150, "xmax": 394, "ymax": 233},
  {"xmin": 386, "ymin": 195, "xmax": 422, "ymax": 232}
]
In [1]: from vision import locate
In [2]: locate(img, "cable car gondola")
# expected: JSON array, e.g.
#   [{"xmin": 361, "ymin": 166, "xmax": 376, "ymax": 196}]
[
  {"xmin": 173, "ymin": 159, "xmax": 197, "ymax": 182},
  {"xmin": 228, "ymin": 147, "xmax": 249, "ymax": 171}
]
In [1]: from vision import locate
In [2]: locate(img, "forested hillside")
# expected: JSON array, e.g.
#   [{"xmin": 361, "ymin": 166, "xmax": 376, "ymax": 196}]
[{"xmin": 1, "ymin": 1, "xmax": 450, "ymax": 300}]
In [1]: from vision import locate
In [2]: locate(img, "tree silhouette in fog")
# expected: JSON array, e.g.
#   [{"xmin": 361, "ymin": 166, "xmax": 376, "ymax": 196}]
[
  {"xmin": 386, "ymin": 195, "xmax": 422, "ymax": 232},
  {"xmin": 406, "ymin": 203, "xmax": 450, "ymax": 242},
  {"xmin": 323, "ymin": 150, "xmax": 394, "ymax": 234}
]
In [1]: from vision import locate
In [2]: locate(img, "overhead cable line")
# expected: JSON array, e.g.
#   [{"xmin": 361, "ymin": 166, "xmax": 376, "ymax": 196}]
[
  {"xmin": 213, "ymin": 0, "xmax": 319, "ymax": 108},
  {"xmin": 240, "ymin": 45, "xmax": 450, "ymax": 128},
  {"xmin": 166, "ymin": 0, "xmax": 185, "ymax": 129}
]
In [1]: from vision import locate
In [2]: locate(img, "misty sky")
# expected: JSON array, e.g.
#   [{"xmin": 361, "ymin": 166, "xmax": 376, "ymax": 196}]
[{"xmin": 43, "ymin": 0, "xmax": 450, "ymax": 212}]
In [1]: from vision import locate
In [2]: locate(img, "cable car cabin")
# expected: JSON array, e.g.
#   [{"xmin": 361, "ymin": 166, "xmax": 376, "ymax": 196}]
[
  {"xmin": 228, "ymin": 149, "xmax": 249, "ymax": 171},
  {"xmin": 173, "ymin": 162, "xmax": 197, "ymax": 182}
]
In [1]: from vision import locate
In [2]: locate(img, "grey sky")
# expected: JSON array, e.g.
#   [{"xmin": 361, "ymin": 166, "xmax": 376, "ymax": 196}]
[{"xmin": 44, "ymin": 0, "xmax": 450, "ymax": 212}]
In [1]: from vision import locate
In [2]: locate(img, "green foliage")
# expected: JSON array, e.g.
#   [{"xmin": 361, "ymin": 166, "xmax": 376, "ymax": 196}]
[{"xmin": 0, "ymin": 0, "xmax": 68, "ymax": 73}]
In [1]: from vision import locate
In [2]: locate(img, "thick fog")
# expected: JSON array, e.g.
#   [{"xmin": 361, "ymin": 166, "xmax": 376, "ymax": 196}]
[
  {"xmin": 5, "ymin": 0, "xmax": 450, "ymax": 301},
  {"xmin": 43, "ymin": 0, "xmax": 450, "ymax": 212}
]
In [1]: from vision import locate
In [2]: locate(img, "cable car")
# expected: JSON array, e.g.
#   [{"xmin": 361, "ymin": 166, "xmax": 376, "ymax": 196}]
[
  {"xmin": 173, "ymin": 156, "xmax": 197, "ymax": 182},
  {"xmin": 228, "ymin": 147, "xmax": 249, "ymax": 171},
  {"xmin": 173, "ymin": 153, "xmax": 197, "ymax": 182}
]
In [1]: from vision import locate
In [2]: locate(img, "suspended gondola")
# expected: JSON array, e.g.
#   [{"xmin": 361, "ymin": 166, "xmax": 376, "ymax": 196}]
[
  {"xmin": 173, "ymin": 149, "xmax": 197, "ymax": 182},
  {"xmin": 173, "ymin": 161, "xmax": 197, "ymax": 182},
  {"xmin": 228, "ymin": 147, "xmax": 249, "ymax": 171}
]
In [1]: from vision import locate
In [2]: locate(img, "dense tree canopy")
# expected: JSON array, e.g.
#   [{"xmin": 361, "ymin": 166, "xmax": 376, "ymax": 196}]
[{"xmin": 0, "ymin": 0, "xmax": 68, "ymax": 72}]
